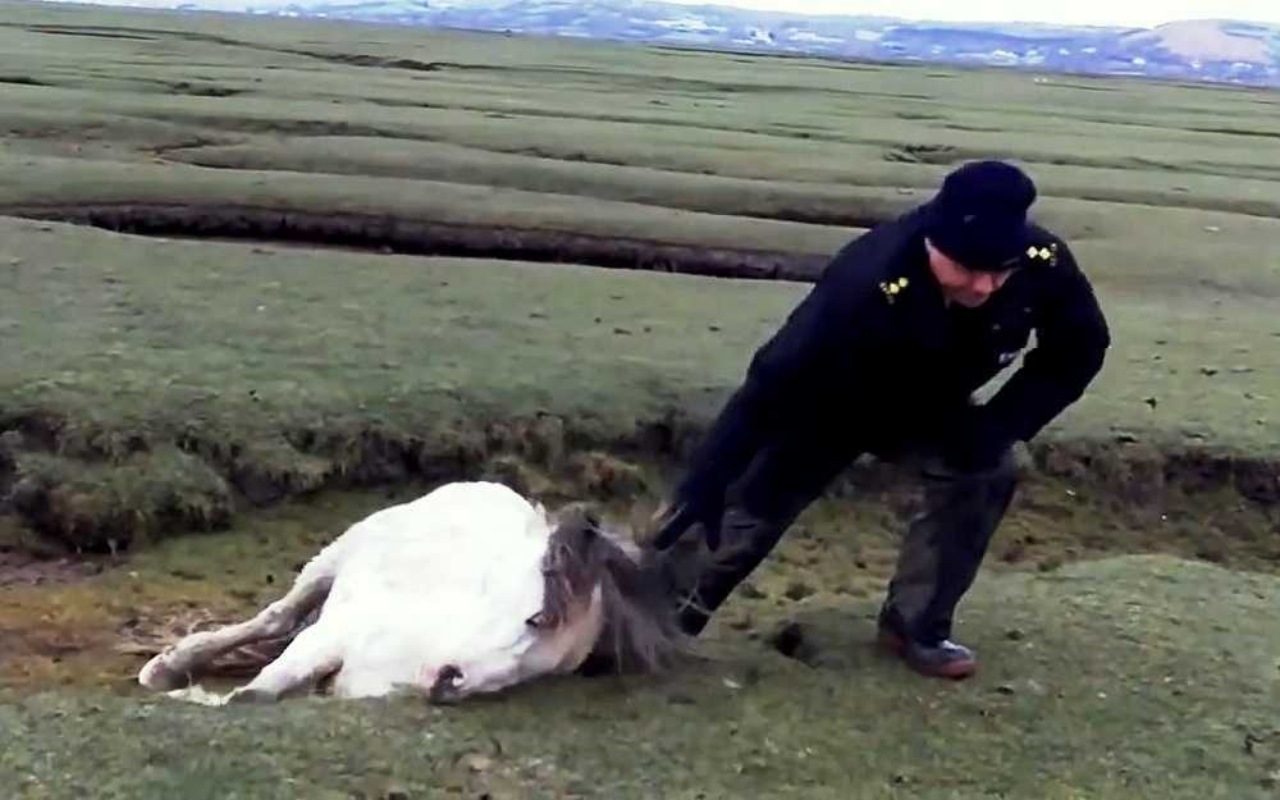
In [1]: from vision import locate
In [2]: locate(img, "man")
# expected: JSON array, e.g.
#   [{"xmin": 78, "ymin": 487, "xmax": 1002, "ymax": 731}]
[{"xmin": 648, "ymin": 160, "xmax": 1110, "ymax": 679}]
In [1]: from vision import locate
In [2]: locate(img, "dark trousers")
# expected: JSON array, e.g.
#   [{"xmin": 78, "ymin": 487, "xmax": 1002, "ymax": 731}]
[{"xmin": 664, "ymin": 437, "xmax": 1018, "ymax": 645}]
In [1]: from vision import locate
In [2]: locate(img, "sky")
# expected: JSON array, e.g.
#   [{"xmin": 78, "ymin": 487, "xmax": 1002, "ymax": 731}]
[
  {"xmin": 662, "ymin": 0, "xmax": 1280, "ymax": 28},
  {"xmin": 44, "ymin": 0, "xmax": 1280, "ymax": 27}
]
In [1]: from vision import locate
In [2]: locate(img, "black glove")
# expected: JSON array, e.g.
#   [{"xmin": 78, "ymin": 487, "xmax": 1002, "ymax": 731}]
[{"xmin": 648, "ymin": 493, "xmax": 725, "ymax": 551}]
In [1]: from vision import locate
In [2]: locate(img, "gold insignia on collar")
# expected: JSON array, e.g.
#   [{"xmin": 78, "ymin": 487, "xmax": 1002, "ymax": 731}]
[
  {"xmin": 878, "ymin": 276, "xmax": 909, "ymax": 303},
  {"xmin": 1025, "ymin": 242, "xmax": 1058, "ymax": 265}
]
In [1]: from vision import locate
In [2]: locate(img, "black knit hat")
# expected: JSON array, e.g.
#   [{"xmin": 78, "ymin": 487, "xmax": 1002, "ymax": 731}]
[{"xmin": 923, "ymin": 160, "xmax": 1037, "ymax": 272}]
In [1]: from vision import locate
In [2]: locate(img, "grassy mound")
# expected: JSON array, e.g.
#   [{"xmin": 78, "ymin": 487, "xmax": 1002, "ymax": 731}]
[
  {"xmin": 3, "ymin": 467, "xmax": 1276, "ymax": 692},
  {"xmin": 0, "ymin": 1, "xmax": 1274, "ymax": 563},
  {"xmin": 2, "ymin": 553, "xmax": 1277, "ymax": 798},
  {"xmin": 0, "ymin": 215, "xmax": 1276, "ymax": 553}
]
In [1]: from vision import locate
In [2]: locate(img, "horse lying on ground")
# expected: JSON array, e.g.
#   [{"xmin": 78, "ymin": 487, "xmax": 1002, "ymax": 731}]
[{"xmin": 136, "ymin": 481, "xmax": 695, "ymax": 705}]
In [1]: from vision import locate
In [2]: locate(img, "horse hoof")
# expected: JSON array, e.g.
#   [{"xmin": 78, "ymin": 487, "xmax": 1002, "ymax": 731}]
[
  {"xmin": 426, "ymin": 663, "xmax": 466, "ymax": 702},
  {"xmin": 138, "ymin": 656, "xmax": 185, "ymax": 691}
]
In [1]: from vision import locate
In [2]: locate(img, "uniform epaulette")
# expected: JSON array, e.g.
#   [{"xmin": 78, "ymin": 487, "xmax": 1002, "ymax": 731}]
[{"xmin": 878, "ymin": 276, "xmax": 909, "ymax": 304}]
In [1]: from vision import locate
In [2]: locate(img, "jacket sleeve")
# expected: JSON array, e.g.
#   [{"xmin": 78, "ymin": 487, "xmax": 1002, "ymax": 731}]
[
  {"xmin": 980, "ymin": 239, "xmax": 1111, "ymax": 444},
  {"xmin": 674, "ymin": 262, "xmax": 881, "ymax": 505}
]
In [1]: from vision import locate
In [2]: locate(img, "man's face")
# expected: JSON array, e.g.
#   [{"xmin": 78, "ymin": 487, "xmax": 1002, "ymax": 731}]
[{"xmin": 925, "ymin": 239, "xmax": 1015, "ymax": 308}]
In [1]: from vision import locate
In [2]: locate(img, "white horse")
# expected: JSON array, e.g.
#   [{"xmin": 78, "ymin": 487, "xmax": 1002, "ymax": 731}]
[{"xmin": 136, "ymin": 481, "xmax": 693, "ymax": 705}]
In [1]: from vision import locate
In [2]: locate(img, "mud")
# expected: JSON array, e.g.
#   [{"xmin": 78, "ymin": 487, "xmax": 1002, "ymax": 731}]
[
  {"xmin": 5, "ymin": 552, "xmax": 1279, "ymax": 798},
  {"xmin": 0, "ymin": 202, "xmax": 831, "ymax": 282},
  {"xmin": 2, "ymin": 459, "xmax": 1275, "ymax": 698},
  {"xmin": 0, "ymin": 550, "xmax": 104, "ymax": 587}
]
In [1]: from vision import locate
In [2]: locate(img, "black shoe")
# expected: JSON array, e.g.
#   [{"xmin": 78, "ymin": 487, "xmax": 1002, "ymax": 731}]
[{"xmin": 877, "ymin": 623, "xmax": 977, "ymax": 679}]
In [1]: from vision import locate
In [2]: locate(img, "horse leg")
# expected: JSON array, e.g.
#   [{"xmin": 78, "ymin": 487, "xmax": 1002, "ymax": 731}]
[
  {"xmin": 222, "ymin": 622, "xmax": 343, "ymax": 704},
  {"xmin": 138, "ymin": 563, "xmax": 335, "ymax": 691}
]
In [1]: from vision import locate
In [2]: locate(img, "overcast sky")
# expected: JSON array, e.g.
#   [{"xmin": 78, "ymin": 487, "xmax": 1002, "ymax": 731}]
[
  {"xmin": 663, "ymin": 0, "xmax": 1280, "ymax": 28},
  {"xmin": 45, "ymin": 0, "xmax": 1280, "ymax": 27}
]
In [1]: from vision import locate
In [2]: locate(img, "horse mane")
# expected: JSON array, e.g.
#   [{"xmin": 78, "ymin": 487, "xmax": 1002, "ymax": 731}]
[{"xmin": 539, "ymin": 503, "xmax": 691, "ymax": 674}]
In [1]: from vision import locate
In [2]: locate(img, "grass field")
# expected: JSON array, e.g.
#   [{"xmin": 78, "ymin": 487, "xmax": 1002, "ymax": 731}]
[{"xmin": 1, "ymin": 1, "xmax": 1278, "ymax": 796}]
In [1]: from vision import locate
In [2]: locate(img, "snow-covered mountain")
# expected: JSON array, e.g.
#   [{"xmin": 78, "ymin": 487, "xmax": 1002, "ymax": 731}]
[{"xmin": 196, "ymin": 0, "xmax": 1280, "ymax": 86}]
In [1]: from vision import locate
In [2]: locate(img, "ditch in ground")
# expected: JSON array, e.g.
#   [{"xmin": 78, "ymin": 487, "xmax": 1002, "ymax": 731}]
[{"xmin": 0, "ymin": 210, "xmax": 1276, "ymax": 798}]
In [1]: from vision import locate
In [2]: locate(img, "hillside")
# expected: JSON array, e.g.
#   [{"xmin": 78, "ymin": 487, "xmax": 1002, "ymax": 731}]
[{"xmin": 161, "ymin": 0, "xmax": 1280, "ymax": 86}]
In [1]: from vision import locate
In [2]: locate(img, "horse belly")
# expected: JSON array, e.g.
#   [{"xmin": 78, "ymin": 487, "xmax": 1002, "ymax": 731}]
[
  {"xmin": 324, "ymin": 594, "xmax": 532, "ymax": 698},
  {"xmin": 327, "ymin": 633, "xmax": 426, "ymax": 698},
  {"xmin": 315, "ymin": 481, "xmax": 553, "ymax": 699}
]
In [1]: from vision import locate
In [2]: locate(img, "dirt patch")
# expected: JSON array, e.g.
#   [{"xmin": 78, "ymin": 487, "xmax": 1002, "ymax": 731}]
[
  {"xmin": 0, "ymin": 626, "xmax": 88, "ymax": 667},
  {"xmin": 0, "ymin": 436, "xmax": 1274, "ymax": 698},
  {"xmin": 115, "ymin": 606, "xmax": 308, "ymax": 680},
  {"xmin": 0, "ymin": 550, "xmax": 104, "ymax": 588},
  {"xmin": 883, "ymin": 143, "xmax": 960, "ymax": 164},
  {"xmin": 0, "ymin": 203, "xmax": 831, "ymax": 282},
  {"xmin": 314, "ymin": 52, "xmax": 454, "ymax": 72},
  {"xmin": 3, "ymin": 554, "xmax": 1278, "ymax": 798}
]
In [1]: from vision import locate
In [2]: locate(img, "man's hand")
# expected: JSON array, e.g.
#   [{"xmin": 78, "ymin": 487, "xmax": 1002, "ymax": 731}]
[{"xmin": 648, "ymin": 496, "xmax": 724, "ymax": 551}]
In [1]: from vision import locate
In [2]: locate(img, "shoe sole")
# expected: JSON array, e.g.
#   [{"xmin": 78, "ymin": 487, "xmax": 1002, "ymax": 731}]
[{"xmin": 877, "ymin": 629, "xmax": 977, "ymax": 680}]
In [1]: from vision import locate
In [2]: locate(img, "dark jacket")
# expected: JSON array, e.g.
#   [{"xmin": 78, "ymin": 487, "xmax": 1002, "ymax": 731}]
[{"xmin": 677, "ymin": 204, "xmax": 1111, "ymax": 505}]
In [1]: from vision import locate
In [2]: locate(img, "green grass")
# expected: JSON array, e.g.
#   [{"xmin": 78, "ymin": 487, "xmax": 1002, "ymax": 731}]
[
  {"xmin": 0, "ymin": 4, "xmax": 1278, "ymax": 795},
  {"xmin": 0, "ymin": 0, "xmax": 1276, "ymax": 544},
  {"xmin": 3, "ymin": 547, "xmax": 1279, "ymax": 799},
  {"xmin": 0, "ymin": 0, "xmax": 1274, "ymax": 526},
  {"xmin": 0, "ymin": 155, "xmax": 854, "ymax": 255},
  {"xmin": 0, "ymin": 210, "xmax": 1275, "ymax": 557},
  {"xmin": 1, "ymin": 212, "xmax": 1275, "ymax": 476},
  {"xmin": 2, "ymin": 483, "xmax": 1278, "ymax": 797}
]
